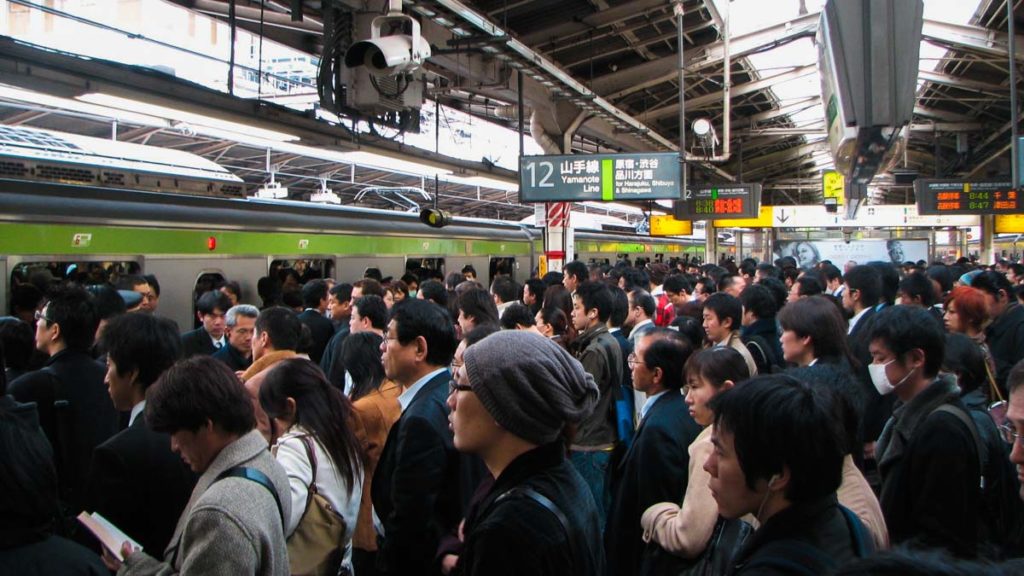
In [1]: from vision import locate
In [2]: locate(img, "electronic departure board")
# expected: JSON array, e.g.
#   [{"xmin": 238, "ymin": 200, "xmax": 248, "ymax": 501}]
[
  {"xmin": 673, "ymin": 183, "xmax": 762, "ymax": 220},
  {"xmin": 914, "ymin": 179, "xmax": 1020, "ymax": 215},
  {"xmin": 519, "ymin": 152, "xmax": 681, "ymax": 202}
]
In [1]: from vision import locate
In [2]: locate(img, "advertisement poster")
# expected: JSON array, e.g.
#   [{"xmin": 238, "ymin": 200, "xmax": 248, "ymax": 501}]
[{"xmin": 772, "ymin": 239, "xmax": 929, "ymax": 270}]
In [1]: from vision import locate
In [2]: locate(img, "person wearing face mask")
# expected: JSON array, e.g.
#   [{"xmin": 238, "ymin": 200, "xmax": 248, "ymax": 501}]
[
  {"xmin": 704, "ymin": 375, "xmax": 872, "ymax": 574},
  {"xmin": 870, "ymin": 306, "xmax": 984, "ymax": 558}
]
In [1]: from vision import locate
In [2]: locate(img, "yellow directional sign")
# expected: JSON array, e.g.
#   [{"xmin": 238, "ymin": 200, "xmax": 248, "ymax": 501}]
[
  {"xmin": 650, "ymin": 215, "xmax": 693, "ymax": 236},
  {"xmin": 713, "ymin": 206, "xmax": 774, "ymax": 228},
  {"xmin": 995, "ymin": 214, "xmax": 1024, "ymax": 234},
  {"xmin": 823, "ymin": 170, "xmax": 845, "ymax": 205}
]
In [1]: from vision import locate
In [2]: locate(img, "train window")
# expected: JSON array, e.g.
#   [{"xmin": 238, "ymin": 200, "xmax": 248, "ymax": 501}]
[
  {"xmin": 269, "ymin": 259, "xmax": 335, "ymax": 286},
  {"xmin": 405, "ymin": 258, "xmax": 446, "ymax": 279},
  {"xmin": 489, "ymin": 257, "xmax": 516, "ymax": 281},
  {"xmin": 10, "ymin": 260, "xmax": 142, "ymax": 292}
]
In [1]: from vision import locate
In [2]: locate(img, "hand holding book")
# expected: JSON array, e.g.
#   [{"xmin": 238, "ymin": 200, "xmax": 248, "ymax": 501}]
[{"xmin": 77, "ymin": 511, "xmax": 142, "ymax": 567}]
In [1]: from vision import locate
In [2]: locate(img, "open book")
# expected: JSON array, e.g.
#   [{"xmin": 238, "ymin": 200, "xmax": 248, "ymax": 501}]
[{"xmin": 77, "ymin": 511, "xmax": 143, "ymax": 561}]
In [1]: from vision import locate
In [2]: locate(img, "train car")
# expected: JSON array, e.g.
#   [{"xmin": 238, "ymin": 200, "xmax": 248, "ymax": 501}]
[{"xmin": 0, "ymin": 178, "xmax": 698, "ymax": 330}]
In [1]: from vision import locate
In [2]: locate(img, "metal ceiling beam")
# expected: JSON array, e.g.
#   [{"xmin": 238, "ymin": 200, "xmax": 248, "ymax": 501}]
[
  {"xmin": 746, "ymin": 96, "xmax": 818, "ymax": 123},
  {"xmin": 641, "ymin": 64, "xmax": 817, "ymax": 122},
  {"xmin": 741, "ymin": 140, "xmax": 829, "ymax": 172},
  {"xmin": 917, "ymin": 69, "xmax": 1009, "ymax": 95},
  {"xmin": 913, "ymin": 104, "xmax": 978, "ymax": 122},
  {"xmin": 517, "ymin": 0, "xmax": 669, "ymax": 46},
  {"xmin": 921, "ymin": 18, "xmax": 1024, "ymax": 62},
  {"xmin": 590, "ymin": 11, "xmax": 819, "ymax": 100}
]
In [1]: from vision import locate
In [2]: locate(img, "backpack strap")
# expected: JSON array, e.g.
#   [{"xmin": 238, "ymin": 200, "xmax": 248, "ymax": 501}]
[
  {"xmin": 497, "ymin": 486, "xmax": 576, "ymax": 566},
  {"xmin": 216, "ymin": 466, "xmax": 286, "ymax": 529},
  {"xmin": 838, "ymin": 505, "xmax": 872, "ymax": 557},
  {"xmin": 932, "ymin": 404, "xmax": 987, "ymax": 491}
]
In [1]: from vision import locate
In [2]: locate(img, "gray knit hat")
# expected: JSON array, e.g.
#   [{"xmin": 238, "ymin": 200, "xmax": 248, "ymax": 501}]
[{"xmin": 463, "ymin": 330, "xmax": 599, "ymax": 445}]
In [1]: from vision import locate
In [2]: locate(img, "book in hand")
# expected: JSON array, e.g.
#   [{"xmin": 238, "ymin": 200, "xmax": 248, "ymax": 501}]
[{"xmin": 77, "ymin": 511, "xmax": 143, "ymax": 561}]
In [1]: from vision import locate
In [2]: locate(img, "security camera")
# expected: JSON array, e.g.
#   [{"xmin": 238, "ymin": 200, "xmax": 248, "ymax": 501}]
[{"xmin": 345, "ymin": 15, "xmax": 431, "ymax": 77}]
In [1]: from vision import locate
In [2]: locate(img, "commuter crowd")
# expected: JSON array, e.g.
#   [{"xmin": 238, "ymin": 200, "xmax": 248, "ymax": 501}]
[{"xmin": 3, "ymin": 253, "xmax": 1024, "ymax": 575}]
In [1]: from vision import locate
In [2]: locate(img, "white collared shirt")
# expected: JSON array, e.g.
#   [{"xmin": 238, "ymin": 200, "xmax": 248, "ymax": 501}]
[
  {"xmin": 608, "ymin": 327, "xmax": 621, "ymax": 334},
  {"xmin": 211, "ymin": 333, "xmax": 226, "ymax": 349},
  {"xmin": 639, "ymin": 390, "xmax": 668, "ymax": 422},
  {"xmin": 397, "ymin": 367, "xmax": 449, "ymax": 413},
  {"xmin": 847, "ymin": 307, "xmax": 870, "ymax": 335},
  {"xmin": 129, "ymin": 400, "xmax": 146, "ymax": 427}
]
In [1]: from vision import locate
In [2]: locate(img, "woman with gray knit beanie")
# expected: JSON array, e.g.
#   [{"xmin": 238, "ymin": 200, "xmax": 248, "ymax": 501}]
[{"xmin": 448, "ymin": 330, "xmax": 604, "ymax": 575}]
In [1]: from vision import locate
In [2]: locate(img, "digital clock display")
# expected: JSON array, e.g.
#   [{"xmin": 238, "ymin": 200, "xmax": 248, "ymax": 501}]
[
  {"xmin": 915, "ymin": 179, "xmax": 1020, "ymax": 215},
  {"xmin": 674, "ymin": 184, "xmax": 761, "ymax": 220}
]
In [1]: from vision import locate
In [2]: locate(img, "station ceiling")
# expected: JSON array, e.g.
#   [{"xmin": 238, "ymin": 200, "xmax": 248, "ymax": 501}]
[{"xmin": 1, "ymin": 0, "xmax": 1021, "ymax": 222}]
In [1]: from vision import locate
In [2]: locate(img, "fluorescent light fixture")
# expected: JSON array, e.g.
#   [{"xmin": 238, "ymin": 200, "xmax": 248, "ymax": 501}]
[
  {"xmin": 0, "ymin": 85, "xmax": 169, "ymax": 128},
  {"xmin": 77, "ymin": 93, "xmax": 300, "ymax": 142},
  {"xmin": 339, "ymin": 151, "xmax": 452, "ymax": 178},
  {"xmin": 445, "ymin": 174, "xmax": 518, "ymax": 191}
]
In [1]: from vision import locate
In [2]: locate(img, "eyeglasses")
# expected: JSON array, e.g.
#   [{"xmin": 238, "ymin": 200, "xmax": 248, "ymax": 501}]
[
  {"xmin": 449, "ymin": 380, "xmax": 473, "ymax": 395},
  {"xmin": 627, "ymin": 352, "xmax": 645, "ymax": 368},
  {"xmin": 998, "ymin": 422, "xmax": 1022, "ymax": 445},
  {"xmin": 34, "ymin": 310, "xmax": 52, "ymax": 324}
]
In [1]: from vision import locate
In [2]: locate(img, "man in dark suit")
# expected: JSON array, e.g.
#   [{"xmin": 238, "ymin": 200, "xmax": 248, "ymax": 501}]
[
  {"xmin": 606, "ymin": 330, "xmax": 700, "ymax": 575},
  {"xmin": 843, "ymin": 265, "xmax": 893, "ymax": 472},
  {"xmin": 86, "ymin": 313, "xmax": 196, "ymax": 555},
  {"xmin": 180, "ymin": 290, "xmax": 231, "ymax": 358},
  {"xmin": 373, "ymin": 299, "xmax": 463, "ymax": 576},
  {"xmin": 320, "ymin": 283, "xmax": 353, "ymax": 389},
  {"xmin": 297, "ymin": 279, "xmax": 334, "ymax": 365},
  {"xmin": 9, "ymin": 285, "xmax": 120, "ymax": 514},
  {"xmin": 211, "ymin": 304, "xmax": 258, "ymax": 373}
]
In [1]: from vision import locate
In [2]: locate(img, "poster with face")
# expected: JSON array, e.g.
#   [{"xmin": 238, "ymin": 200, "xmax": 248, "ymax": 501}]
[{"xmin": 772, "ymin": 239, "xmax": 929, "ymax": 270}]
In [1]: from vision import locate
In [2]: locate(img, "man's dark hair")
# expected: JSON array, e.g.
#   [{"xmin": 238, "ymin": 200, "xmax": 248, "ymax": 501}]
[
  {"xmin": 353, "ymin": 278, "xmax": 384, "ymax": 298},
  {"xmin": 640, "ymin": 329, "xmax": 692, "ymax": 390},
  {"xmin": 899, "ymin": 271, "xmax": 937, "ymax": 307},
  {"xmin": 1008, "ymin": 359, "xmax": 1024, "ymax": 396},
  {"xmin": 670, "ymin": 315, "xmax": 706, "ymax": 350},
  {"xmin": 844, "ymin": 265, "xmax": 882, "ymax": 308},
  {"xmin": 757, "ymin": 277, "xmax": 789, "ymax": 311},
  {"xmin": 490, "ymin": 276, "xmax": 518, "ymax": 304},
  {"xmin": 971, "ymin": 271, "xmax": 1013, "ymax": 300},
  {"xmin": 115, "ymin": 274, "xmax": 148, "ymax": 291},
  {"xmin": 664, "ymin": 274, "xmax": 693, "ymax": 296},
  {"xmin": 353, "ymin": 295, "xmax": 388, "ymax": 330},
  {"xmin": 10, "ymin": 284, "xmax": 43, "ymax": 317},
  {"xmin": 100, "ymin": 313, "xmax": 182, "ymax": 389},
  {"xmin": 717, "ymin": 274, "xmax": 741, "ymax": 294},
  {"xmin": 460, "ymin": 265, "xmax": 476, "ymax": 278},
  {"xmin": 144, "ymin": 274, "xmax": 161, "ymax": 297},
  {"xmin": 869, "ymin": 305, "xmax": 945, "ymax": 378},
  {"xmin": 867, "ymin": 261, "xmax": 899, "ymax": 306},
  {"xmin": 301, "ymin": 279, "xmax": 329, "ymax": 308},
  {"xmin": 457, "ymin": 288, "xmax": 499, "ymax": 327},
  {"xmin": 255, "ymin": 306, "xmax": 303, "ymax": 351},
  {"xmin": 740, "ymin": 260, "xmax": 758, "ymax": 279},
  {"xmin": 777, "ymin": 296, "xmax": 852, "ymax": 364},
  {"xmin": 943, "ymin": 333, "xmax": 988, "ymax": 397},
  {"xmin": 755, "ymin": 263, "xmax": 779, "ymax": 280},
  {"xmin": 703, "ymin": 293, "xmax": 742, "ymax": 332},
  {"xmin": 794, "ymin": 275, "xmax": 824, "ymax": 298},
  {"xmin": 0, "ymin": 410, "xmax": 60, "ymax": 540},
  {"xmin": 0, "ymin": 318, "xmax": 33, "ymax": 372},
  {"xmin": 364, "ymin": 267, "xmax": 384, "ymax": 282},
  {"xmin": 574, "ymin": 281, "xmax": 614, "ymax": 322},
  {"xmin": 524, "ymin": 278, "xmax": 547, "ymax": 312},
  {"xmin": 820, "ymin": 263, "xmax": 843, "ymax": 285},
  {"xmin": 789, "ymin": 364, "xmax": 863, "ymax": 456},
  {"xmin": 620, "ymin": 267, "xmax": 649, "ymax": 292},
  {"xmin": 694, "ymin": 277, "xmax": 717, "ymax": 297},
  {"xmin": 418, "ymin": 279, "xmax": 448, "ymax": 307},
  {"xmin": 739, "ymin": 284, "xmax": 777, "ymax": 320},
  {"xmin": 330, "ymin": 282, "xmax": 353, "ymax": 303},
  {"xmin": 44, "ymin": 284, "xmax": 99, "ymax": 351},
  {"xmin": 541, "ymin": 271, "xmax": 565, "ymax": 286},
  {"xmin": 708, "ymin": 374, "xmax": 845, "ymax": 503},
  {"xmin": 926, "ymin": 265, "xmax": 953, "ymax": 295},
  {"xmin": 390, "ymin": 298, "xmax": 457, "ymax": 367},
  {"xmin": 196, "ymin": 290, "xmax": 232, "ymax": 316},
  {"xmin": 608, "ymin": 286, "xmax": 629, "ymax": 328},
  {"xmin": 146, "ymin": 356, "xmax": 255, "ymax": 435},
  {"xmin": 564, "ymin": 261, "xmax": 588, "ymax": 285},
  {"xmin": 499, "ymin": 303, "xmax": 536, "ymax": 330},
  {"xmin": 464, "ymin": 323, "xmax": 500, "ymax": 347},
  {"xmin": 630, "ymin": 288, "xmax": 657, "ymax": 318}
]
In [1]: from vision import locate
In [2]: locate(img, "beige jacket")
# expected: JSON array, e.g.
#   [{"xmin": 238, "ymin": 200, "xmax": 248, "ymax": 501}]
[
  {"xmin": 723, "ymin": 331, "xmax": 758, "ymax": 378},
  {"xmin": 242, "ymin": 350, "xmax": 308, "ymax": 441},
  {"xmin": 837, "ymin": 454, "xmax": 889, "ymax": 550}
]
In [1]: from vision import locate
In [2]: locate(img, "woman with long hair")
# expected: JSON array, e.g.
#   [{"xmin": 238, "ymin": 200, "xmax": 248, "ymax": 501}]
[
  {"xmin": 259, "ymin": 359, "xmax": 366, "ymax": 575},
  {"xmin": 339, "ymin": 332, "xmax": 402, "ymax": 575},
  {"xmin": 641, "ymin": 347, "xmax": 750, "ymax": 560},
  {"xmin": 777, "ymin": 295, "xmax": 854, "ymax": 368}
]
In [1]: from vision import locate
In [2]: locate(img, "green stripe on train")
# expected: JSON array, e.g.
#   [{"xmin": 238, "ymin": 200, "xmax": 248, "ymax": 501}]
[{"xmin": 0, "ymin": 223, "xmax": 529, "ymax": 256}]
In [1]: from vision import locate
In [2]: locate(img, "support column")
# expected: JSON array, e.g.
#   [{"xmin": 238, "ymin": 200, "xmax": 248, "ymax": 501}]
[
  {"xmin": 981, "ymin": 215, "xmax": 994, "ymax": 264},
  {"xmin": 705, "ymin": 222, "xmax": 717, "ymax": 264}
]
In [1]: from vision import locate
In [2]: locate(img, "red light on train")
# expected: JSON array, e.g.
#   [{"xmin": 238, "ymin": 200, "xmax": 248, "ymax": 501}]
[{"xmin": 207, "ymin": 236, "xmax": 217, "ymax": 251}]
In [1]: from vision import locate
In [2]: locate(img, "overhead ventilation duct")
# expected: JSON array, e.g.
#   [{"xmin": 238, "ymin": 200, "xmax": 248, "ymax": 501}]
[{"xmin": 0, "ymin": 125, "xmax": 244, "ymax": 196}]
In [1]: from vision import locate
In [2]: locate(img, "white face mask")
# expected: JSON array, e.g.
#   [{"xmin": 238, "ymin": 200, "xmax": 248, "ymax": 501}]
[{"xmin": 869, "ymin": 360, "xmax": 915, "ymax": 396}]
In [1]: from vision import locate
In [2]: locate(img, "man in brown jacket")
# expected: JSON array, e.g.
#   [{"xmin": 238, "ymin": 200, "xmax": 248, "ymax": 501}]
[{"xmin": 242, "ymin": 307, "xmax": 307, "ymax": 441}]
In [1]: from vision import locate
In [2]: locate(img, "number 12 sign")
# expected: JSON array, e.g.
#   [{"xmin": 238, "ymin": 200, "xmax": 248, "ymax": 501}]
[{"xmin": 519, "ymin": 152, "xmax": 681, "ymax": 203}]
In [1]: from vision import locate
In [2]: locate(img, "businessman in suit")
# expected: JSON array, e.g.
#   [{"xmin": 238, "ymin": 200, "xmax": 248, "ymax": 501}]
[
  {"xmin": 297, "ymin": 279, "xmax": 335, "ymax": 365},
  {"xmin": 86, "ymin": 313, "xmax": 196, "ymax": 555},
  {"xmin": 606, "ymin": 330, "xmax": 701, "ymax": 575},
  {"xmin": 372, "ymin": 299, "xmax": 463, "ymax": 576},
  {"xmin": 180, "ymin": 290, "xmax": 231, "ymax": 358}
]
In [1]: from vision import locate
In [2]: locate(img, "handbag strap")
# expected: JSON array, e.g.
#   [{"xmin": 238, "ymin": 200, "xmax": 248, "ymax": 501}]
[{"xmin": 297, "ymin": 434, "xmax": 321, "ymax": 496}]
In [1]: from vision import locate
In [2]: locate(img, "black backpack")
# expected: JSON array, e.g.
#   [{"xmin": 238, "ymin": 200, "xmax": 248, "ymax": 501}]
[{"xmin": 742, "ymin": 334, "xmax": 782, "ymax": 375}]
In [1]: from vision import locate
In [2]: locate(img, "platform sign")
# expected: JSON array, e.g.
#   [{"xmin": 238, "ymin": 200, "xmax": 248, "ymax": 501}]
[
  {"xmin": 713, "ymin": 206, "xmax": 774, "ymax": 228},
  {"xmin": 995, "ymin": 214, "xmax": 1024, "ymax": 234},
  {"xmin": 519, "ymin": 152, "xmax": 681, "ymax": 202},
  {"xmin": 673, "ymin": 183, "xmax": 762, "ymax": 220},
  {"xmin": 914, "ymin": 179, "xmax": 1020, "ymax": 215},
  {"xmin": 822, "ymin": 170, "xmax": 845, "ymax": 206},
  {"xmin": 650, "ymin": 215, "xmax": 693, "ymax": 236}
]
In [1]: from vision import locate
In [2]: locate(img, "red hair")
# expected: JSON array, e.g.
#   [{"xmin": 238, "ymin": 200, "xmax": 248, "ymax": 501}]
[{"xmin": 945, "ymin": 286, "xmax": 988, "ymax": 331}]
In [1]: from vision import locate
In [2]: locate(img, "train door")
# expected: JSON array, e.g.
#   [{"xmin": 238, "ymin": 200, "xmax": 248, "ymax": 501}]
[
  {"xmin": 489, "ymin": 257, "xmax": 517, "ymax": 283},
  {"xmin": 405, "ymin": 257, "xmax": 447, "ymax": 281}
]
